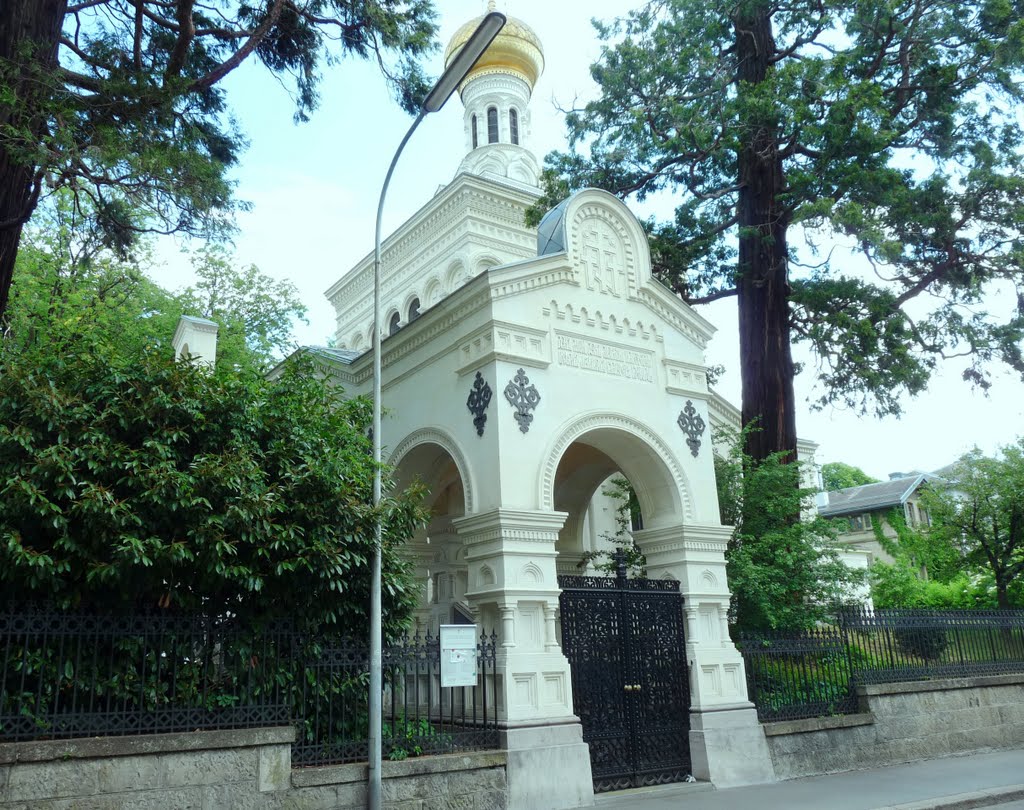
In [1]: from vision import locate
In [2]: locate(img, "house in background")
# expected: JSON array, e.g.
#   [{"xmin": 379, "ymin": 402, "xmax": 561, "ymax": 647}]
[{"xmin": 818, "ymin": 473, "xmax": 937, "ymax": 568}]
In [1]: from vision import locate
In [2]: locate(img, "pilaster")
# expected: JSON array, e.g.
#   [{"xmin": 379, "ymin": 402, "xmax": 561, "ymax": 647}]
[{"xmin": 453, "ymin": 508, "xmax": 594, "ymax": 810}]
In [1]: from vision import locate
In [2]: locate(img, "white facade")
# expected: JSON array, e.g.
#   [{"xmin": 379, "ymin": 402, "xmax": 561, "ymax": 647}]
[{"xmin": 313, "ymin": 10, "xmax": 776, "ymax": 807}]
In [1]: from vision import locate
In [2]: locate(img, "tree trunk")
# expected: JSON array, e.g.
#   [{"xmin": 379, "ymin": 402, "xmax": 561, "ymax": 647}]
[
  {"xmin": 995, "ymin": 574, "xmax": 1010, "ymax": 610},
  {"xmin": 0, "ymin": 0, "xmax": 67, "ymax": 321},
  {"xmin": 733, "ymin": 5, "xmax": 798, "ymax": 466}
]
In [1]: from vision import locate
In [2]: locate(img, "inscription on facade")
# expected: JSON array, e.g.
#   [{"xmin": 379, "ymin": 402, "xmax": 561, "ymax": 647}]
[{"xmin": 556, "ymin": 334, "xmax": 654, "ymax": 383}]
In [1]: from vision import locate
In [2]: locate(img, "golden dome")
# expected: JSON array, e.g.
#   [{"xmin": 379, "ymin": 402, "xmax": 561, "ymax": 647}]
[{"xmin": 444, "ymin": 6, "xmax": 545, "ymax": 92}]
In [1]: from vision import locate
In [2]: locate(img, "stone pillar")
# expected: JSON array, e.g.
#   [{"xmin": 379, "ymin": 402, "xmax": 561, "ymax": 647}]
[
  {"xmin": 453, "ymin": 508, "xmax": 594, "ymax": 810},
  {"xmin": 634, "ymin": 522, "xmax": 776, "ymax": 788}
]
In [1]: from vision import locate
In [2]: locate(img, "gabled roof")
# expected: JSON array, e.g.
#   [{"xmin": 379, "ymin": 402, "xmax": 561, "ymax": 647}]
[
  {"xmin": 819, "ymin": 474, "xmax": 932, "ymax": 517},
  {"xmin": 305, "ymin": 346, "xmax": 362, "ymax": 364}
]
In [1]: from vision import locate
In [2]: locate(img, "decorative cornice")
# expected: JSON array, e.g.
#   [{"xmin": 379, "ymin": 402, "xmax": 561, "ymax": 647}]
[
  {"xmin": 664, "ymin": 360, "xmax": 709, "ymax": 396},
  {"xmin": 453, "ymin": 508, "xmax": 568, "ymax": 544},
  {"xmin": 542, "ymin": 299, "xmax": 661, "ymax": 342}
]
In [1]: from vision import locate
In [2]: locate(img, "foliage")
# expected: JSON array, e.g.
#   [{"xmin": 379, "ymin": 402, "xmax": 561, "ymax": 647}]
[
  {"xmin": 0, "ymin": 0, "xmax": 439, "ymax": 317},
  {"xmin": 821, "ymin": 462, "xmax": 879, "ymax": 492},
  {"xmin": 716, "ymin": 427, "xmax": 865, "ymax": 631},
  {"xmin": 869, "ymin": 563, "xmax": 997, "ymax": 608},
  {"xmin": 533, "ymin": 0, "xmax": 1024, "ymax": 463},
  {"xmin": 871, "ymin": 508, "xmax": 964, "ymax": 582},
  {"xmin": 580, "ymin": 475, "xmax": 646, "ymax": 576},
  {"xmin": 4, "ymin": 194, "xmax": 307, "ymax": 373},
  {"xmin": 921, "ymin": 442, "xmax": 1024, "ymax": 609},
  {"xmin": 175, "ymin": 244, "xmax": 308, "ymax": 372},
  {"xmin": 0, "ymin": 339, "xmax": 427, "ymax": 634}
]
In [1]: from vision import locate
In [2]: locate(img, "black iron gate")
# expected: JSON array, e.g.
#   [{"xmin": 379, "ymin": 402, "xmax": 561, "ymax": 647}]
[{"xmin": 558, "ymin": 553, "xmax": 691, "ymax": 793}]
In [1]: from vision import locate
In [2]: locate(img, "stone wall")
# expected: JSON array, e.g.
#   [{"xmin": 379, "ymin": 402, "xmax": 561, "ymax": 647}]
[
  {"xmin": 764, "ymin": 673, "xmax": 1024, "ymax": 780},
  {"xmin": 0, "ymin": 727, "xmax": 507, "ymax": 810}
]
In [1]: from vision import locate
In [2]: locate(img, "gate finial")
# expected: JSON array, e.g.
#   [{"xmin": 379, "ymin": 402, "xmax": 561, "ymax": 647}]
[{"xmin": 613, "ymin": 548, "xmax": 628, "ymax": 585}]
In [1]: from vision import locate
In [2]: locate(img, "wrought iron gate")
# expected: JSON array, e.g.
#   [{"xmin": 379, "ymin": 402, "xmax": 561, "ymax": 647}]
[{"xmin": 558, "ymin": 553, "xmax": 691, "ymax": 793}]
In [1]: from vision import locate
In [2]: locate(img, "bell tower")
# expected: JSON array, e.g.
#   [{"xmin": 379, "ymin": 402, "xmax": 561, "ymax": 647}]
[{"xmin": 444, "ymin": 1, "xmax": 544, "ymax": 187}]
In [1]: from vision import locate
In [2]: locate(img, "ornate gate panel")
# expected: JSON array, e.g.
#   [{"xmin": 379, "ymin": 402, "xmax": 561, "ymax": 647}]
[{"xmin": 558, "ymin": 555, "xmax": 691, "ymax": 793}]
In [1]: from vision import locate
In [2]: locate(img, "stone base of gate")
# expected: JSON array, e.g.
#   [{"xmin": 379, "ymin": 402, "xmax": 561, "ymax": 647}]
[
  {"xmin": 689, "ymin": 704, "xmax": 776, "ymax": 788},
  {"xmin": 501, "ymin": 718, "xmax": 595, "ymax": 810}
]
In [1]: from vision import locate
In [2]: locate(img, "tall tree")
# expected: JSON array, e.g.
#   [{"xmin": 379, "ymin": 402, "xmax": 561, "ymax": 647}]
[
  {"xmin": 0, "ymin": 0, "xmax": 437, "ymax": 321},
  {"xmin": 533, "ymin": 0, "xmax": 1024, "ymax": 464},
  {"xmin": 5, "ymin": 194, "xmax": 306, "ymax": 372},
  {"xmin": 821, "ymin": 461, "xmax": 878, "ymax": 491},
  {"xmin": 923, "ymin": 442, "xmax": 1024, "ymax": 609}
]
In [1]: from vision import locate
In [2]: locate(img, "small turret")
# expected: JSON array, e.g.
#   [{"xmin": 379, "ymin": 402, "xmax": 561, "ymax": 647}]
[{"xmin": 444, "ymin": 2, "xmax": 545, "ymax": 187}]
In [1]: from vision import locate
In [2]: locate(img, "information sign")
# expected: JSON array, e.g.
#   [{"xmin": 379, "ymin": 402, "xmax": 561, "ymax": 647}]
[{"xmin": 439, "ymin": 624, "xmax": 478, "ymax": 688}]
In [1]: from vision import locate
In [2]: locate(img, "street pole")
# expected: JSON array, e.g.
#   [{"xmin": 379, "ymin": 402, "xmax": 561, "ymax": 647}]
[{"xmin": 367, "ymin": 13, "xmax": 506, "ymax": 810}]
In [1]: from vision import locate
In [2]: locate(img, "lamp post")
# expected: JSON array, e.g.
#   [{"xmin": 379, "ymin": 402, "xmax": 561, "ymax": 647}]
[{"xmin": 368, "ymin": 12, "xmax": 505, "ymax": 810}]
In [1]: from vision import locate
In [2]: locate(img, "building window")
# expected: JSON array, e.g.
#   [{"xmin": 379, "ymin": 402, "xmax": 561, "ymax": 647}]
[
  {"xmin": 509, "ymin": 108, "xmax": 519, "ymax": 145},
  {"xmin": 471, "ymin": 114, "xmax": 478, "ymax": 149},
  {"xmin": 388, "ymin": 312, "xmax": 401, "ymax": 336},
  {"xmin": 408, "ymin": 297, "xmax": 421, "ymax": 321},
  {"xmin": 848, "ymin": 513, "xmax": 871, "ymax": 532},
  {"xmin": 487, "ymin": 106, "xmax": 498, "ymax": 144}
]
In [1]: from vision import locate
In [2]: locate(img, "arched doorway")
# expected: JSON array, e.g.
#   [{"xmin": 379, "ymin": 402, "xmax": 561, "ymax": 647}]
[
  {"xmin": 390, "ymin": 431, "xmax": 474, "ymax": 634},
  {"xmin": 547, "ymin": 421, "xmax": 693, "ymax": 793}
]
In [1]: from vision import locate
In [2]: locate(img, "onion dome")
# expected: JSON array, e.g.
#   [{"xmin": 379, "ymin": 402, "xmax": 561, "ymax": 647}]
[{"xmin": 444, "ymin": 2, "xmax": 545, "ymax": 92}]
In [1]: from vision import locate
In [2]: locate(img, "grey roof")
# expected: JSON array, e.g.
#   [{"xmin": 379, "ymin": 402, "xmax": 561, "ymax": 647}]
[
  {"xmin": 536, "ymin": 197, "xmax": 570, "ymax": 256},
  {"xmin": 178, "ymin": 314, "xmax": 219, "ymax": 328},
  {"xmin": 819, "ymin": 474, "xmax": 931, "ymax": 517},
  {"xmin": 305, "ymin": 346, "xmax": 362, "ymax": 364}
]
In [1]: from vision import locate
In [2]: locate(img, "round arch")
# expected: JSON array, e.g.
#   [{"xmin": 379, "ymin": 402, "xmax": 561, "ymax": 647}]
[
  {"xmin": 389, "ymin": 427, "xmax": 476, "ymax": 515},
  {"xmin": 539, "ymin": 411, "xmax": 694, "ymax": 527}
]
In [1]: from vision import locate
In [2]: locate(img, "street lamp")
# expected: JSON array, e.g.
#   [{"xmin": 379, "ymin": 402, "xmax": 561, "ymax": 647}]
[{"xmin": 368, "ymin": 11, "xmax": 505, "ymax": 810}]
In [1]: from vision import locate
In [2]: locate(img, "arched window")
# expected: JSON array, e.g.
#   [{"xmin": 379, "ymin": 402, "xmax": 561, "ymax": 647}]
[
  {"xmin": 471, "ymin": 114, "xmax": 478, "ymax": 149},
  {"xmin": 408, "ymin": 297, "xmax": 421, "ymax": 321},
  {"xmin": 509, "ymin": 109, "xmax": 519, "ymax": 145},
  {"xmin": 388, "ymin": 312, "xmax": 401, "ymax": 336},
  {"xmin": 487, "ymin": 106, "xmax": 498, "ymax": 144}
]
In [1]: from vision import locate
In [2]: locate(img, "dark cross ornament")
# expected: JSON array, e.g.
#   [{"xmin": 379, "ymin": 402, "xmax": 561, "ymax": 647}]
[
  {"xmin": 503, "ymin": 367, "xmax": 541, "ymax": 434},
  {"xmin": 677, "ymin": 400, "xmax": 706, "ymax": 457},
  {"xmin": 466, "ymin": 371, "xmax": 493, "ymax": 436}
]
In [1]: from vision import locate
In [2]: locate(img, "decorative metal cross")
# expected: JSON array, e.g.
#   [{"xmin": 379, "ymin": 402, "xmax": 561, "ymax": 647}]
[
  {"xmin": 503, "ymin": 367, "xmax": 541, "ymax": 434},
  {"xmin": 677, "ymin": 400, "xmax": 706, "ymax": 457},
  {"xmin": 466, "ymin": 371, "xmax": 493, "ymax": 437}
]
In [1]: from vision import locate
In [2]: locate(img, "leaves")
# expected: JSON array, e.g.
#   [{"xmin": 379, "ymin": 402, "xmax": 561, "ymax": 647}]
[
  {"xmin": 0, "ymin": 340, "xmax": 427, "ymax": 634},
  {"xmin": 539, "ymin": 0, "xmax": 1024, "ymax": 420},
  {"xmin": 715, "ymin": 426, "xmax": 866, "ymax": 631}
]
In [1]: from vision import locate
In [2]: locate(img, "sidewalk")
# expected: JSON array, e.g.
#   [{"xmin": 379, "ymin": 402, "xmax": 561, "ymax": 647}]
[{"xmin": 589, "ymin": 749, "xmax": 1024, "ymax": 810}]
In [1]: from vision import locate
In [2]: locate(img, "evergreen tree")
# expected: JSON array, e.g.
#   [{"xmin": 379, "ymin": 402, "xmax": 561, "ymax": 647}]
[
  {"xmin": 533, "ymin": 0, "xmax": 1024, "ymax": 465},
  {"xmin": 0, "ymin": 0, "xmax": 438, "ymax": 320}
]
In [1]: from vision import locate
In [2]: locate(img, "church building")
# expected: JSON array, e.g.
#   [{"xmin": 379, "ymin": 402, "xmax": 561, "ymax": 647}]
[{"xmin": 300, "ymin": 5, "xmax": 775, "ymax": 807}]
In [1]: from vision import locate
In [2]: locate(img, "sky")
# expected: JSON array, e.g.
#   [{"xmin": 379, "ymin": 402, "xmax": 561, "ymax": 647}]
[{"xmin": 150, "ymin": 0, "xmax": 1024, "ymax": 482}]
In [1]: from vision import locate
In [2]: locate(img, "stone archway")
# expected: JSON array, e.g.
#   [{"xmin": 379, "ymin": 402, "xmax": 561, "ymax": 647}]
[
  {"xmin": 390, "ymin": 428, "xmax": 475, "ymax": 633},
  {"xmin": 541, "ymin": 411, "xmax": 694, "ymax": 541}
]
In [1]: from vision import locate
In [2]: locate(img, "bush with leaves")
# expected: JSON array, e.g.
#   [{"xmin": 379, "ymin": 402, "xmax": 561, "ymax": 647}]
[
  {"xmin": 0, "ymin": 339, "xmax": 426, "ymax": 635},
  {"xmin": 715, "ymin": 428, "xmax": 865, "ymax": 632}
]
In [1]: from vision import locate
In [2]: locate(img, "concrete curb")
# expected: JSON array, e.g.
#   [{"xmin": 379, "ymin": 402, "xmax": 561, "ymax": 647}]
[{"xmin": 879, "ymin": 784, "xmax": 1024, "ymax": 810}]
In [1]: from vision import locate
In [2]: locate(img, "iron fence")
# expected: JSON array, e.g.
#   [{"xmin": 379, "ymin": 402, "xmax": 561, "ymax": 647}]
[
  {"xmin": 737, "ymin": 627, "xmax": 858, "ymax": 722},
  {"xmin": 738, "ymin": 608, "xmax": 1024, "ymax": 722},
  {"xmin": 839, "ymin": 607, "xmax": 1024, "ymax": 684},
  {"xmin": 292, "ymin": 629, "xmax": 500, "ymax": 766},
  {"xmin": 0, "ymin": 606, "xmax": 499, "ymax": 766}
]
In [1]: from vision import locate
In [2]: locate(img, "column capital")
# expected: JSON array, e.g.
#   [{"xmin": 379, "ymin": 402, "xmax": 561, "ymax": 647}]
[
  {"xmin": 633, "ymin": 522, "xmax": 733, "ymax": 557},
  {"xmin": 453, "ymin": 508, "xmax": 569, "ymax": 547}
]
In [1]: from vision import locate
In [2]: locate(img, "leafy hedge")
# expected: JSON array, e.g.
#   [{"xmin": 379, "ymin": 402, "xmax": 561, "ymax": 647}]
[{"xmin": 0, "ymin": 342, "xmax": 426, "ymax": 635}]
